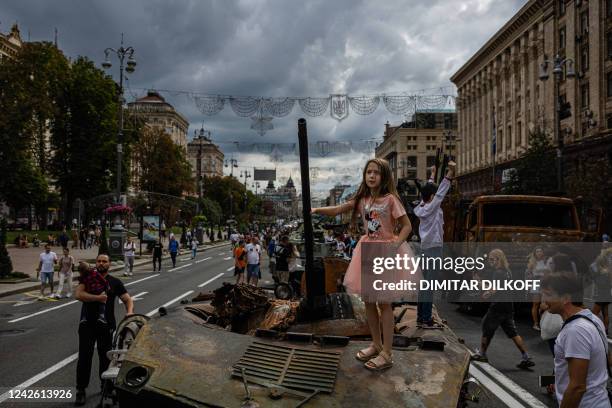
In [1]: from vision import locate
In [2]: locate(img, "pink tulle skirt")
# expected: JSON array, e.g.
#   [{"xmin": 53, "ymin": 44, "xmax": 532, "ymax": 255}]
[{"xmin": 343, "ymin": 237, "xmax": 422, "ymax": 303}]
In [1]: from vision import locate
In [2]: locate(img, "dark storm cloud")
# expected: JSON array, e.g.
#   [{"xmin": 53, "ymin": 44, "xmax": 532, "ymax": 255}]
[{"xmin": 1, "ymin": 0, "xmax": 524, "ymax": 193}]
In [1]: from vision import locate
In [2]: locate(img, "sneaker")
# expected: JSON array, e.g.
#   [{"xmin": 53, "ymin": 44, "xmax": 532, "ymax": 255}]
[
  {"xmin": 74, "ymin": 388, "xmax": 86, "ymax": 406},
  {"xmin": 471, "ymin": 353, "xmax": 488, "ymax": 363},
  {"xmin": 65, "ymin": 293, "xmax": 72, "ymax": 298},
  {"xmin": 517, "ymin": 358, "xmax": 535, "ymax": 369},
  {"xmin": 123, "ymin": 272, "xmax": 129, "ymax": 277},
  {"xmin": 532, "ymin": 325, "xmax": 541, "ymax": 331}
]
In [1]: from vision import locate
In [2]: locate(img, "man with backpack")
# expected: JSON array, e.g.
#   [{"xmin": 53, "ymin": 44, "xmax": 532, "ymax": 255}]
[
  {"xmin": 168, "ymin": 236, "xmax": 179, "ymax": 268},
  {"xmin": 541, "ymin": 271, "xmax": 611, "ymax": 408}
]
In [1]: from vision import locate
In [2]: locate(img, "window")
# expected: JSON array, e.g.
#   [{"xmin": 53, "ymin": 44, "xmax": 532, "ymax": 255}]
[
  {"xmin": 559, "ymin": 27, "xmax": 566, "ymax": 49},
  {"xmin": 580, "ymin": 11, "xmax": 589, "ymax": 35},
  {"xmin": 444, "ymin": 113, "xmax": 453, "ymax": 129},
  {"xmin": 406, "ymin": 156, "xmax": 417, "ymax": 168},
  {"xmin": 426, "ymin": 156, "xmax": 436, "ymax": 167},
  {"xmin": 607, "ymin": 31, "xmax": 612, "ymax": 59},
  {"xmin": 506, "ymin": 125, "xmax": 512, "ymax": 149},
  {"xmin": 580, "ymin": 83, "xmax": 589, "ymax": 109},
  {"xmin": 516, "ymin": 122, "xmax": 522, "ymax": 147},
  {"xmin": 607, "ymin": 72, "xmax": 612, "ymax": 98},
  {"xmin": 607, "ymin": 114, "xmax": 612, "ymax": 129},
  {"xmin": 608, "ymin": 0, "xmax": 612, "ymax": 18},
  {"xmin": 581, "ymin": 45, "xmax": 589, "ymax": 72},
  {"xmin": 482, "ymin": 203, "xmax": 576, "ymax": 229},
  {"xmin": 558, "ymin": 0, "xmax": 566, "ymax": 16}
]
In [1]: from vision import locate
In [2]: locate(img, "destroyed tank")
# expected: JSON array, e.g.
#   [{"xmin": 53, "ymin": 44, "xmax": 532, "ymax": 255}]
[{"xmin": 112, "ymin": 120, "xmax": 476, "ymax": 408}]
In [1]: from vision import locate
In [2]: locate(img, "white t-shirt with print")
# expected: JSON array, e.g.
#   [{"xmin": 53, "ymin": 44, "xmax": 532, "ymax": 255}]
[
  {"xmin": 245, "ymin": 243, "xmax": 261, "ymax": 265},
  {"xmin": 39, "ymin": 252, "xmax": 57, "ymax": 273},
  {"xmin": 554, "ymin": 309, "xmax": 611, "ymax": 408}
]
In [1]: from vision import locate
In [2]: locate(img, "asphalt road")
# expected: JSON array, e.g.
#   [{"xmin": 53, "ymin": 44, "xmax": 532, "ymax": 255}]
[
  {"xmin": 0, "ymin": 246, "xmax": 601, "ymax": 408},
  {"xmin": 0, "ymin": 243, "xmax": 238, "ymax": 407}
]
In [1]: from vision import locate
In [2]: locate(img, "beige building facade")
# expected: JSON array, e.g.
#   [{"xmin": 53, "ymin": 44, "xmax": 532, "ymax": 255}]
[
  {"xmin": 375, "ymin": 111, "xmax": 458, "ymax": 197},
  {"xmin": 127, "ymin": 90, "xmax": 189, "ymax": 149},
  {"xmin": 451, "ymin": 0, "xmax": 612, "ymax": 197},
  {"xmin": 187, "ymin": 126, "xmax": 225, "ymax": 195},
  {"xmin": 0, "ymin": 23, "xmax": 23, "ymax": 62}
]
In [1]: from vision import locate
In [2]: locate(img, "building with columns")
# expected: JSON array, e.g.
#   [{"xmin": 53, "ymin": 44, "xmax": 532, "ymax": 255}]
[
  {"xmin": 127, "ymin": 90, "xmax": 189, "ymax": 149},
  {"xmin": 186, "ymin": 125, "xmax": 224, "ymax": 197},
  {"xmin": 375, "ymin": 110, "xmax": 458, "ymax": 200},
  {"xmin": 0, "ymin": 23, "xmax": 23, "ymax": 61},
  {"xmin": 451, "ymin": 0, "xmax": 612, "ymax": 197}
]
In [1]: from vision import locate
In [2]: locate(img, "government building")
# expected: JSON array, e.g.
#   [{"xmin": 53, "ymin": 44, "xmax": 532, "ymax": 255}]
[{"xmin": 451, "ymin": 0, "xmax": 612, "ymax": 197}]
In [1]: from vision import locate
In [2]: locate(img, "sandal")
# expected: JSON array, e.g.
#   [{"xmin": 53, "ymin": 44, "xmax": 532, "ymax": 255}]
[
  {"xmin": 364, "ymin": 350, "xmax": 393, "ymax": 371},
  {"xmin": 356, "ymin": 343, "xmax": 381, "ymax": 362}
]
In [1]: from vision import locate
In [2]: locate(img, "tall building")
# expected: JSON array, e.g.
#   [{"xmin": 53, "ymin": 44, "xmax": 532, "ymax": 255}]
[
  {"xmin": 451, "ymin": 0, "xmax": 612, "ymax": 197},
  {"xmin": 375, "ymin": 110, "xmax": 458, "ymax": 199},
  {"xmin": 187, "ymin": 125, "xmax": 224, "ymax": 197},
  {"xmin": 261, "ymin": 177, "xmax": 299, "ymax": 219},
  {"xmin": 127, "ymin": 90, "xmax": 189, "ymax": 149},
  {"xmin": 327, "ymin": 184, "xmax": 351, "ymax": 206},
  {"xmin": 0, "ymin": 23, "xmax": 23, "ymax": 62}
]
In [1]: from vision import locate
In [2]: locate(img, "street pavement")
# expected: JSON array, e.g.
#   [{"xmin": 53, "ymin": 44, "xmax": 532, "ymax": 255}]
[
  {"xmin": 1, "ymin": 247, "xmax": 607, "ymax": 407},
  {"xmin": 0, "ymin": 243, "xmax": 237, "ymax": 407}
]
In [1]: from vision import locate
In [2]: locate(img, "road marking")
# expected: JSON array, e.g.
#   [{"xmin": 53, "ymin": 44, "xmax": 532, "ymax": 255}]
[
  {"xmin": 198, "ymin": 273, "xmax": 225, "ymax": 288},
  {"xmin": 0, "ymin": 352, "xmax": 80, "ymax": 403},
  {"xmin": 180, "ymin": 257, "xmax": 191, "ymax": 261},
  {"xmin": 169, "ymin": 263, "xmax": 192, "ymax": 272},
  {"xmin": 124, "ymin": 273, "xmax": 159, "ymax": 287},
  {"xmin": 469, "ymin": 362, "xmax": 549, "ymax": 408},
  {"xmin": 13, "ymin": 299, "xmax": 39, "ymax": 307},
  {"xmin": 218, "ymin": 252, "xmax": 226, "ymax": 255},
  {"xmin": 145, "ymin": 290, "xmax": 194, "ymax": 317},
  {"xmin": 226, "ymin": 266, "xmax": 234, "ymax": 272},
  {"xmin": 121, "ymin": 291, "xmax": 147, "ymax": 303},
  {"xmin": 9, "ymin": 274, "xmax": 160, "ymax": 323},
  {"xmin": 196, "ymin": 257, "xmax": 211, "ymax": 264},
  {"xmin": 223, "ymin": 256, "xmax": 232, "ymax": 260},
  {"xmin": 9, "ymin": 300, "xmax": 79, "ymax": 323}
]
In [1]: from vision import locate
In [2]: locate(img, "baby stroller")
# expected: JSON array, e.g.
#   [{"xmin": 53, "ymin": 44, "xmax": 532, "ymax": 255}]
[{"xmin": 99, "ymin": 314, "xmax": 149, "ymax": 407}]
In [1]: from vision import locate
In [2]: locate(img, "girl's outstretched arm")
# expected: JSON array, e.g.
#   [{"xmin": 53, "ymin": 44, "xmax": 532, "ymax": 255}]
[{"xmin": 312, "ymin": 201, "xmax": 355, "ymax": 217}]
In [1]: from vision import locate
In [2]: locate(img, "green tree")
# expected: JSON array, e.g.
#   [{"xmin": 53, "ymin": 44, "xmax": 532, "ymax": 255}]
[
  {"xmin": 0, "ymin": 42, "xmax": 68, "ymax": 222},
  {"xmin": 50, "ymin": 57, "xmax": 122, "ymax": 219},
  {"xmin": 199, "ymin": 197, "xmax": 223, "ymax": 226},
  {"xmin": 133, "ymin": 127, "xmax": 194, "ymax": 197},
  {"xmin": 0, "ymin": 218, "xmax": 13, "ymax": 278},
  {"xmin": 566, "ymin": 158, "xmax": 612, "ymax": 210},
  {"xmin": 502, "ymin": 128, "xmax": 557, "ymax": 195}
]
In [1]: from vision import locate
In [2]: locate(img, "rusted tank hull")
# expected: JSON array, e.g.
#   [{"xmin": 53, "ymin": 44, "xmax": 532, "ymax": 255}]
[{"xmin": 116, "ymin": 305, "xmax": 471, "ymax": 407}]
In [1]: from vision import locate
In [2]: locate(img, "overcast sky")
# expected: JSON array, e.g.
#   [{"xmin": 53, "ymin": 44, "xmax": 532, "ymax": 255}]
[{"xmin": 2, "ymin": 0, "xmax": 524, "ymax": 195}]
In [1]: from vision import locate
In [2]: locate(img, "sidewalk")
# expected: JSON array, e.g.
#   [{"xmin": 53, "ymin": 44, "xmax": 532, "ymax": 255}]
[{"xmin": 0, "ymin": 238, "xmax": 230, "ymax": 298}]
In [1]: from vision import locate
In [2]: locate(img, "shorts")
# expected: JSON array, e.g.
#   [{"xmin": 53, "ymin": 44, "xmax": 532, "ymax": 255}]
[
  {"xmin": 482, "ymin": 310, "xmax": 518, "ymax": 339},
  {"xmin": 40, "ymin": 271, "xmax": 54, "ymax": 284},
  {"xmin": 247, "ymin": 264, "xmax": 260, "ymax": 280},
  {"xmin": 234, "ymin": 266, "xmax": 245, "ymax": 276}
]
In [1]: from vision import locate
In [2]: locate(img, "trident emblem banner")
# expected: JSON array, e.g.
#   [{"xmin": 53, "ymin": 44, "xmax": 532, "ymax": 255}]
[{"xmin": 330, "ymin": 94, "xmax": 349, "ymax": 121}]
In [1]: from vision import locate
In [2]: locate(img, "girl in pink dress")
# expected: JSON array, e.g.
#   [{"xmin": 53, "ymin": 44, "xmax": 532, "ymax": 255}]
[{"xmin": 312, "ymin": 158, "xmax": 418, "ymax": 370}]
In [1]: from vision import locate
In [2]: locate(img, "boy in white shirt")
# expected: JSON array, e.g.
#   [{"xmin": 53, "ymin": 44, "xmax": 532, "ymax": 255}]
[{"xmin": 414, "ymin": 161, "xmax": 455, "ymax": 327}]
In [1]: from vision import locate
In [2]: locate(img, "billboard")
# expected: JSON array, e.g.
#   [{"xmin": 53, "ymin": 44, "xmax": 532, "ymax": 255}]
[
  {"xmin": 254, "ymin": 168, "xmax": 276, "ymax": 181},
  {"xmin": 142, "ymin": 215, "xmax": 160, "ymax": 242}
]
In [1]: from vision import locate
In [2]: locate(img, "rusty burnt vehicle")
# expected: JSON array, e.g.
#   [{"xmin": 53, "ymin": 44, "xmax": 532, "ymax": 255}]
[
  {"xmin": 105, "ymin": 121, "xmax": 480, "ymax": 408},
  {"xmin": 440, "ymin": 195, "xmax": 603, "ymax": 309}
]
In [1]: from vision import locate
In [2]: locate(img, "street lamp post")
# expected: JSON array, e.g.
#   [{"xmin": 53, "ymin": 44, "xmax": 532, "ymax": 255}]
[
  {"xmin": 442, "ymin": 130, "xmax": 461, "ymax": 161},
  {"xmin": 539, "ymin": 54, "xmax": 575, "ymax": 192},
  {"xmin": 225, "ymin": 158, "xmax": 238, "ymax": 235},
  {"xmin": 240, "ymin": 170, "xmax": 252, "ymax": 210},
  {"xmin": 102, "ymin": 34, "xmax": 137, "ymax": 205}
]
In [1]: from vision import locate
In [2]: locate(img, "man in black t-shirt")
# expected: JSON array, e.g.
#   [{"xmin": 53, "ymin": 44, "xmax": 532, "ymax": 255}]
[
  {"xmin": 275, "ymin": 236, "xmax": 292, "ymax": 283},
  {"xmin": 152, "ymin": 239, "xmax": 163, "ymax": 272},
  {"xmin": 74, "ymin": 254, "xmax": 133, "ymax": 406}
]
